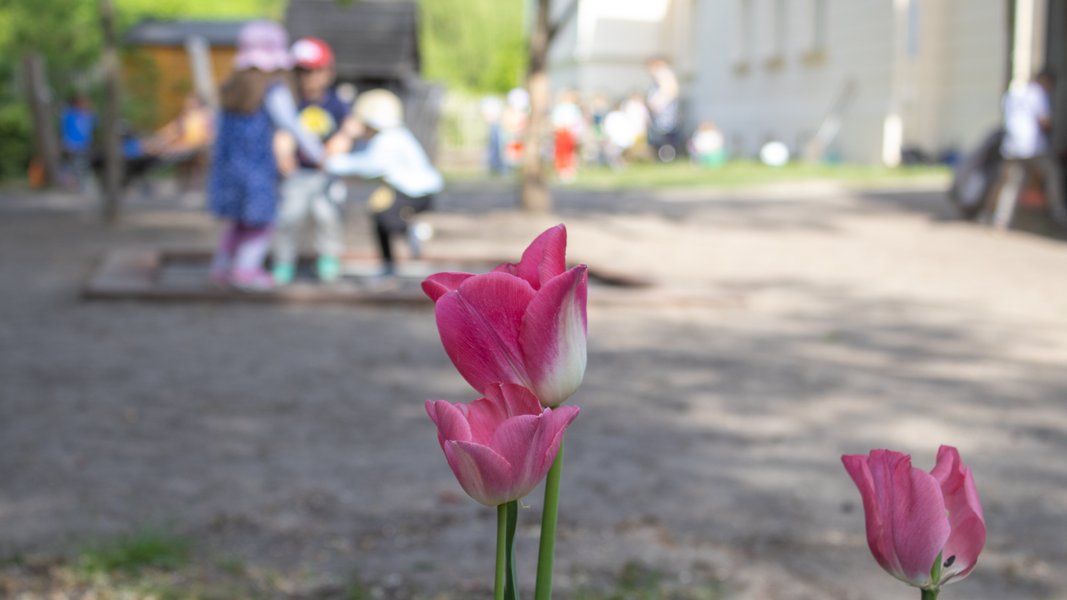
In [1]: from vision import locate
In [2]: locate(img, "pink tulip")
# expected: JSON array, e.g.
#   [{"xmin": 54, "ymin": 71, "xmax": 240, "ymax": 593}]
[
  {"xmin": 842, "ymin": 446, "xmax": 986, "ymax": 589},
  {"xmin": 426, "ymin": 383, "xmax": 580, "ymax": 506},
  {"xmin": 422, "ymin": 224, "xmax": 588, "ymax": 408}
]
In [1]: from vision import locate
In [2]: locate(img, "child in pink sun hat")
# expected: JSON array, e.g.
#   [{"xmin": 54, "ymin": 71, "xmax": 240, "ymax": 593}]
[{"xmin": 207, "ymin": 21, "xmax": 324, "ymax": 291}]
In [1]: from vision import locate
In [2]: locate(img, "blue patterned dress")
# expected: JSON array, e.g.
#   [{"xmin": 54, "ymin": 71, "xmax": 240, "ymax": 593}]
[{"xmin": 208, "ymin": 90, "xmax": 280, "ymax": 227}]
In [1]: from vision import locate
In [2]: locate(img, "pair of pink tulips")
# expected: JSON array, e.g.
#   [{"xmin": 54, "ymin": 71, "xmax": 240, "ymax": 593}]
[{"xmin": 423, "ymin": 225, "xmax": 586, "ymax": 599}]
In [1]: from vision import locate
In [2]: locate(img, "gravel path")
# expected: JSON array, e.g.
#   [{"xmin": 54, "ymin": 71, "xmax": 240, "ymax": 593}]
[{"xmin": 1, "ymin": 181, "xmax": 1065, "ymax": 599}]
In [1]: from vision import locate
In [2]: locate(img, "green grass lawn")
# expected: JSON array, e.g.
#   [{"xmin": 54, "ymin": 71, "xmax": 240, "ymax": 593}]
[{"xmin": 443, "ymin": 160, "xmax": 952, "ymax": 191}]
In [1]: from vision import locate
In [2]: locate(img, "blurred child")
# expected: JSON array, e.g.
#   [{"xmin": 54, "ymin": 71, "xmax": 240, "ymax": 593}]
[
  {"xmin": 551, "ymin": 89, "xmax": 583, "ymax": 182},
  {"xmin": 271, "ymin": 37, "xmax": 351, "ymax": 285},
  {"xmin": 207, "ymin": 21, "xmax": 324, "ymax": 290},
  {"xmin": 602, "ymin": 102, "xmax": 639, "ymax": 169},
  {"xmin": 622, "ymin": 94, "xmax": 651, "ymax": 160},
  {"xmin": 60, "ymin": 95, "xmax": 95, "ymax": 192},
  {"xmin": 689, "ymin": 121, "xmax": 727, "ymax": 167},
  {"xmin": 326, "ymin": 89, "xmax": 443, "ymax": 276},
  {"xmin": 480, "ymin": 96, "xmax": 505, "ymax": 176},
  {"xmin": 502, "ymin": 88, "xmax": 529, "ymax": 171}
]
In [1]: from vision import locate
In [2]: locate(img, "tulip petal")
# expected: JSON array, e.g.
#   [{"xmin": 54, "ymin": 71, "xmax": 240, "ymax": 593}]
[
  {"xmin": 493, "ymin": 224, "xmax": 567, "ymax": 289},
  {"xmin": 489, "ymin": 413, "xmax": 544, "ymax": 486},
  {"xmin": 434, "ymin": 272, "xmax": 537, "ymax": 394},
  {"xmin": 445, "ymin": 440, "xmax": 514, "ymax": 507},
  {"xmin": 843, "ymin": 450, "xmax": 950, "ymax": 586},
  {"xmin": 488, "ymin": 405, "xmax": 579, "ymax": 500},
  {"xmin": 466, "ymin": 384, "xmax": 543, "ymax": 445},
  {"xmin": 422, "ymin": 272, "xmax": 475, "ymax": 302},
  {"xmin": 930, "ymin": 445, "xmax": 986, "ymax": 583},
  {"xmin": 489, "ymin": 383, "xmax": 545, "ymax": 418},
  {"xmin": 465, "ymin": 396, "xmax": 507, "ymax": 446},
  {"xmin": 520, "ymin": 265, "xmax": 588, "ymax": 407},
  {"xmin": 535, "ymin": 405, "xmax": 580, "ymax": 474},
  {"xmin": 425, "ymin": 400, "xmax": 473, "ymax": 448}
]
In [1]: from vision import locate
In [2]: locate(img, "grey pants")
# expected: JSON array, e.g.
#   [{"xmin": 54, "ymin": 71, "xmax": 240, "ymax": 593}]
[
  {"xmin": 989, "ymin": 155, "xmax": 1067, "ymax": 229},
  {"xmin": 273, "ymin": 170, "xmax": 345, "ymax": 266}
]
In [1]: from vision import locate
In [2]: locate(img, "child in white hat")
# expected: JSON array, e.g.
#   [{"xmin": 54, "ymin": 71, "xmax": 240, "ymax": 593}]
[{"xmin": 326, "ymin": 89, "xmax": 443, "ymax": 276}]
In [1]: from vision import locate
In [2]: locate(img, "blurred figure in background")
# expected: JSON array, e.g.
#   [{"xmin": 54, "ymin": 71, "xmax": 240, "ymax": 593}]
[
  {"xmin": 480, "ymin": 96, "xmax": 505, "ymax": 176},
  {"xmin": 502, "ymin": 87, "xmax": 529, "ymax": 172},
  {"xmin": 207, "ymin": 21, "xmax": 324, "ymax": 290},
  {"xmin": 586, "ymin": 93, "xmax": 610, "ymax": 165},
  {"xmin": 144, "ymin": 93, "xmax": 213, "ymax": 156},
  {"xmin": 551, "ymin": 89, "xmax": 584, "ymax": 182},
  {"xmin": 602, "ymin": 101, "xmax": 638, "ymax": 169},
  {"xmin": 271, "ymin": 37, "xmax": 350, "ymax": 285},
  {"xmin": 60, "ymin": 94, "xmax": 96, "ymax": 192},
  {"xmin": 689, "ymin": 121, "xmax": 727, "ymax": 167},
  {"xmin": 143, "ymin": 92, "xmax": 215, "ymax": 190},
  {"xmin": 645, "ymin": 57, "xmax": 680, "ymax": 162},
  {"xmin": 989, "ymin": 70, "xmax": 1067, "ymax": 229},
  {"xmin": 327, "ymin": 89, "xmax": 443, "ymax": 276},
  {"xmin": 623, "ymin": 93, "xmax": 651, "ymax": 160}
]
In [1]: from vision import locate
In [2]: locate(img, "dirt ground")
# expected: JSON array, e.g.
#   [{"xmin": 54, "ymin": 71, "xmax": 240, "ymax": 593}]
[{"xmin": 1, "ymin": 180, "xmax": 1066, "ymax": 599}]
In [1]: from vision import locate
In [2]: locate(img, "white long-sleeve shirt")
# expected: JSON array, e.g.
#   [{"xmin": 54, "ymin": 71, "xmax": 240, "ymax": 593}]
[
  {"xmin": 326, "ymin": 127, "xmax": 443, "ymax": 198},
  {"xmin": 1001, "ymin": 82, "xmax": 1051, "ymax": 159}
]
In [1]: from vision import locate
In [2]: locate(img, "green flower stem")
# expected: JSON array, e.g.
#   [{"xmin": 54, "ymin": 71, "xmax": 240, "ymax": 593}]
[
  {"xmin": 496, "ymin": 503, "xmax": 508, "ymax": 600},
  {"xmin": 504, "ymin": 500, "xmax": 519, "ymax": 600},
  {"xmin": 534, "ymin": 439, "xmax": 565, "ymax": 600},
  {"xmin": 923, "ymin": 552, "xmax": 942, "ymax": 600}
]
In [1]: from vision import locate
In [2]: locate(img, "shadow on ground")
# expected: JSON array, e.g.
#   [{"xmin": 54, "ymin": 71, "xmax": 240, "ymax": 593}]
[{"xmin": 1, "ymin": 183, "xmax": 1066, "ymax": 598}]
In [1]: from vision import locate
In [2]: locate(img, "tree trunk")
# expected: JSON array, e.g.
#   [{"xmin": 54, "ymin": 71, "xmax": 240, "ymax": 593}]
[
  {"xmin": 99, "ymin": 0, "xmax": 124, "ymax": 223},
  {"xmin": 23, "ymin": 54, "xmax": 62, "ymax": 187},
  {"xmin": 520, "ymin": 0, "xmax": 552, "ymax": 213}
]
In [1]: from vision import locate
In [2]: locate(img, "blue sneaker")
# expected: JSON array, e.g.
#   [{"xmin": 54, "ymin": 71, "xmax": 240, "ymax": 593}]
[
  {"xmin": 317, "ymin": 255, "xmax": 341, "ymax": 282},
  {"xmin": 272, "ymin": 262, "xmax": 295, "ymax": 286}
]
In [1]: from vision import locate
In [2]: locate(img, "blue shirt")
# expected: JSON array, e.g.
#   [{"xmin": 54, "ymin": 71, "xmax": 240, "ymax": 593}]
[
  {"xmin": 296, "ymin": 89, "xmax": 349, "ymax": 168},
  {"xmin": 61, "ymin": 107, "xmax": 95, "ymax": 152}
]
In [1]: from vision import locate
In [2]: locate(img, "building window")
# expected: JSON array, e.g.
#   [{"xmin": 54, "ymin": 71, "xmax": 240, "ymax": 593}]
[
  {"xmin": 906, "ymin": 0, "xmax": 921, "ymax": 59},
  {"xmin": 764, "ymin": 0, "xmax": 786, "ymax": 70},
  {"xmin": 732, "ymin": 0, "xmax": 754, "ymax": 75},
  {"xmin": 813, "ymin": 0, "xmax": 828, "ymax": 50},
  {"xmin": 802, "ymin": 0, "xmax": 828, "ymax": 66}
]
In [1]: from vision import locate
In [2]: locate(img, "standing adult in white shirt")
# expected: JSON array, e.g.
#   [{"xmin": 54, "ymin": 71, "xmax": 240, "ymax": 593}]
[{"xmin": 991, "ymin": 70, "xmax": 1067, "ymax": 229}]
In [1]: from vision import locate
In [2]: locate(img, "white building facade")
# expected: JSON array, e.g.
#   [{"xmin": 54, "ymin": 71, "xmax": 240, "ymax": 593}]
[
  {"xmin": 689, "ymin": 0, "xmax": 1013, "ymax": 164},
  {"xmin": 548, "ymin": 0, "xmax": 1053, "ymax": 165},
  {"xmin": 547, "ymin": 0, "xmax": 696, "ymax": 99}
]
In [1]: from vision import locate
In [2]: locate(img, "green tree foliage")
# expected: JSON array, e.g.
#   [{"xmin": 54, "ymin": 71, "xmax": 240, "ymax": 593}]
[
  {"xmin": 0, "ymin": 0, "xmax": 522, "ymax": 178},
  {"xmin": 0, "ymin": 0, "xmax": 283, "ymax": 179},
  {"xmin": 419, "ymin": 0, "xmax": 525, "ymax": 94}
]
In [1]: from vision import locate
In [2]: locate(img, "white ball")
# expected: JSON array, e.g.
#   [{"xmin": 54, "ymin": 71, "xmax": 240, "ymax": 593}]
[{"xmin": 760, "ymin": 141, "xmax": 790, "ymax": 167}]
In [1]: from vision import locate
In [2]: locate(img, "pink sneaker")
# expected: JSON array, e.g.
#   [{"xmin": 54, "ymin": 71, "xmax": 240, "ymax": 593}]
[
  {"xmin": 209, "ymin": 268, "xmax": 230, "ymax": 287},
  {"xmin": 229, "ymin": 269, "xmax": 275, "ymax": 292}
]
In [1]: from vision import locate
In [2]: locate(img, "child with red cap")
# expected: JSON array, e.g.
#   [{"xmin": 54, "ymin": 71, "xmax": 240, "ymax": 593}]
[{"xmin": 271, "ymin": 37, "xmax": 352, "ymax": 284}]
